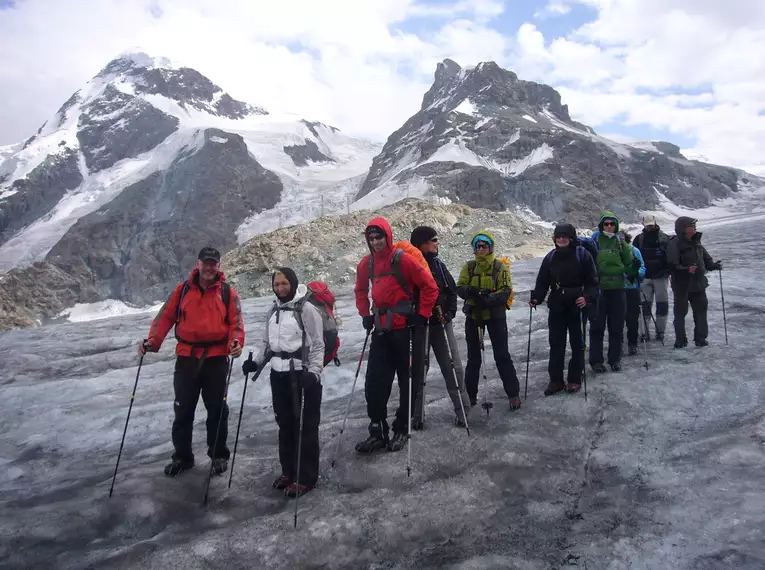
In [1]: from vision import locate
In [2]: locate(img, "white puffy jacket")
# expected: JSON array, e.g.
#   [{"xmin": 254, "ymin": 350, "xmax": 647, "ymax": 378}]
[{"xmin": 256, "ymin": 285, "xmax": 325, "ymax": 377}]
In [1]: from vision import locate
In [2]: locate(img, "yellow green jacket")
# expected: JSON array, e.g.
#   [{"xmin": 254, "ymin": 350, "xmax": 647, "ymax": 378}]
[{"xmin": 456, "ymin": 231, "xmax": 512, "ymax": 322}]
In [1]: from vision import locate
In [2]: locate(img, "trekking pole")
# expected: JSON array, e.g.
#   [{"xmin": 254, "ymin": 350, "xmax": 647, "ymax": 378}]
[
  {"xmin": 203, "ymin": 355, "xmax": 235, "ymax": 506},
  {"xmin": 406, "ymin": 327, "xmax": 414, "ymax": 477},
  {"xmin": 419, "ymin": 324, "xmax": 431, "ymax": 426},
  {"xmin": 639, "ymin": 289, "xmax": 664, "ymax": 346},
  {"xmin": 108, "ymin": 348, "xmax": 145, "ymax": 497},
  {"xmin": 581, "ymin": 310, "xmax": 587, "ymax": 402},
  {"xmin": 640, "ymin": 309, "xmax": 649, "ymax": 370},
  {"xmin": 293, "ymin": 386, "xmax": 306, "ymax": 529},
  {"xmin": 331, "ymin": 330, "xmax": 370, "ymax": 468},
  {"xmin": 524, "ymin": 291, "xmax": 533, "ymax": 400},
  {"xmin": 229, "ymin": 351, "xmax": 268, "ymax": 489},
  {"xmin": 719, "ymin": 270, "xmax": 728, "ymax": 345},
  {"xmin": 479, "ymin": 325, "xmax": 493, "ymax": 416}
]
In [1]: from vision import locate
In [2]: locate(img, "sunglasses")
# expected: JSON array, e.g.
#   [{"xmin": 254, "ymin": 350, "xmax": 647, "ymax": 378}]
[
  {"xmin": 603, "ymin": 221, "xmax": 616, "ymax": 227},
  {"xmin": 429, "ymin": 237, "xmax": 439, "ymax": 243},
  {"xmin": 368, "ymin": 234, "xmax": 386, "ymax": 242},
  {"xmin": 474, "ymin": 243, "xmax": 490, "ymax": 250}
]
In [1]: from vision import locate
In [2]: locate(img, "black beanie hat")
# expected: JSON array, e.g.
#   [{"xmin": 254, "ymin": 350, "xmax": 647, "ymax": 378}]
[
  {"xmin": 273, "ymin": 266, "xmax": 299, "ymax": 302},
  {"xmin": 410, "ymin": 226, "xmax": 438, "ymax": 247},
  {"xmin": 553, "ymin": 223, "xmax": 577, "ymax": 240}
]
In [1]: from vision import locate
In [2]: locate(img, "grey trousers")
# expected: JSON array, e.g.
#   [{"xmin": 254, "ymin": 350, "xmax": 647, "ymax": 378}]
[
  {"xmin": 413, "ymin": 321, "xmax": 471, "ymax": 422},
  {"xmin": 640, "ymin": 277, "xmax": 669, "ymax": 335}
]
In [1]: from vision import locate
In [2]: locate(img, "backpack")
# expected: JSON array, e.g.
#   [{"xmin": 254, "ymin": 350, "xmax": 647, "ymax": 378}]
[
  {"xmin": 367, "ymin": 240, "xmax": 429, "ymax": 302},
  {"xmin": 467, "ymin": 257, "xmax": 514, "ymax": 309},
  {"xmin": 176, "ymin": 280, "xmax": 231, "ymax": 325},
  {"xmin": 270, "ymin": 282, "xmax": 341, "ymax": 368}
]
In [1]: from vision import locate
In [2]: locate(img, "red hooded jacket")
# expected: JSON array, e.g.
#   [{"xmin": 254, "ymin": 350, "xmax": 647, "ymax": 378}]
[
  {"xmin": 354, "ymin": 217, "xmax": 438, "ymax": 330},
  {"xmin": 148, "ymin": 269, "xmax": 245, "ymax": 358}
]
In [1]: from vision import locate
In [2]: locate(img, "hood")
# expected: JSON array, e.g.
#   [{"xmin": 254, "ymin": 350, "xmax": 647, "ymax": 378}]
[
  {"xmin": 675, "ymin": 216, "xmax": 697, "ymax": 236},
  {"xmin": 273, "ymin": 266, "xmax": 300, "ymax": 303},
  {"xmin": 471, "ymin": 230, "xmax": 495, "ymax": 252},
  {"xmin": 598, "ymin": 211, "xmax": 620, "ymax": 233},
  {"xmin": 365, "ymin": 216, "xmax": 394, "ymax": 256},
  {"xmin": 553, "ymin": 223, "xmax": 576, "ymax": 242}
]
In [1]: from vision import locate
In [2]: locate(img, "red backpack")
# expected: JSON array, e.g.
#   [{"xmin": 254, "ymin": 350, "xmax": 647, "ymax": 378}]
[{"xmin": 301, "ymin": 281, "xmax": 341, "ymax": 367}]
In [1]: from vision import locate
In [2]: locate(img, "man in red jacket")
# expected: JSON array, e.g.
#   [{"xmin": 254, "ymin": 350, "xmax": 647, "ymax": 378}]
[
  {"xmin": 138, "ymin": 247, "xmax": 245, "ymax": 477},
  {"xmin": 353, "ymin": 218, "xmax": 438, "ymax": 453}
]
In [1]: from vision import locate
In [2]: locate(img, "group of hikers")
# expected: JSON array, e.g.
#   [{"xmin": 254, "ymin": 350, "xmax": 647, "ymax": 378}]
[{"xmin": 134, "ymin": 211, "xmax": 722, "ymax": 500}]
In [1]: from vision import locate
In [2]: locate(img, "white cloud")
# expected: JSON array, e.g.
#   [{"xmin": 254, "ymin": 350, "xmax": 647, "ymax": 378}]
[
  {"xmin": 0, "ymin": 0, "xmax": 508, "ymax": 145},
  {"xmin": 0, "ymin": 0, "xmax": 763, "ymax": 177},
  {"xmin": 507, "ymin": 0, "xmax": 765, "ymax": 175}
]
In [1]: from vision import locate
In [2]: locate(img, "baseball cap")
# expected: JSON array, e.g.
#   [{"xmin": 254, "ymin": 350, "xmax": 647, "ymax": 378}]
[
  {"xmin": 198, "ymin": 247, "xmax": 221, "ymax": 263},
  {"xmin": 642, "ymin": 214, "xmax": 657, "ymax": 226}
]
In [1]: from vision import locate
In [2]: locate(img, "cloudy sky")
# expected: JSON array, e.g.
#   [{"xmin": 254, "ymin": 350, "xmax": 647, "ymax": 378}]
[{"xmin": 1, "ymin": 0, "xmax": 764, "ymax": 175}]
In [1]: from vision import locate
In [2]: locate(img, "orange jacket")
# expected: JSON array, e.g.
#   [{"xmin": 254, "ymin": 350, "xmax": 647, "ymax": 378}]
[
  {"xmin": 148, "ymin": 269, "xmax": 245, "ymax": 358},
  {"xmin": 354, "ymin": 217, "xmax": 438, "ymax": 330}
]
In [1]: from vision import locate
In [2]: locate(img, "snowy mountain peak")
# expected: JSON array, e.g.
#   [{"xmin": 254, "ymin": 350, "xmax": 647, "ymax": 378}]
[
  {"xmin": 96, "ymin": 50, "xmax": 177, "ymax": 78},
  {"xmin": 423, "ymin": 58, "xmax": 582, "ymax": 129}
]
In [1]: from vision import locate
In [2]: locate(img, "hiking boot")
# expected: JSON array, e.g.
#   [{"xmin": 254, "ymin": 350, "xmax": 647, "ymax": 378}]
[
  {"xmin": 509, "ymin": 398, "xmax": 522, "ymax": 411},
  {"xmin": 655, "ymin": 332, "xmax": 664, "ymax": 343},
  {"xmin": 566, "ymin": 383, "xmax": 581, "ymax": 393},
  {"xmin": 694, "ymin": 339, "xmax": 709, "ymax": 347},
  {"xmin": 610, "ymin": 361, "xmax": 622, "ymax": 372},
  {"xmin": 469, "ymin": 398, "xmax": 478, "ymax": 408},
  {"xmin": 355, "ymin": 434, "xmax": 387, "ymax": 454},
  {"xmin": 674, "ymin": 340, "xmax": 687, "ymax": 349},
  {"xmin": 285, "ymin": 482, "xmax": 314, "ymax": 498},
  {"xmin": 272, "ymin": 475, "xmax": 291, "ymax": 490},
  {"xmin": 454, "ymin": 414, "xmax": 467, "ymax": 428},
  {"xmin": 544, "ymin": 381, "xmax": 566, "ymax": 396},
  {"xmin": 211, "ymin": 458, "xmax": 228, "ymax": 475},
  {"xmin": 591, "ymin": 363, "xmax": 607, "ymax": 373},
  {"xmin": 639, "ymin": 333, "xmax": 651, "ymax": 342},
  {"xmin": 628, "ymin": 345, "xmax": 638, "ymax": 356},
  {"xmin": 387, "ymin": 432, "xmax": 408, "ymax": 452},
  {"xmin": 412, "ymin": 419, "xmax": 424, "ymax": 431},
  {"xmin": 164, "ymin": 458, "xmax": 194, "ymax": 477}
]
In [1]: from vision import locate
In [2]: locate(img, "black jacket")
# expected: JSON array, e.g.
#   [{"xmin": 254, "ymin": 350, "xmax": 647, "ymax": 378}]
[
  {"xmin": 425, "ymin": 253, "xmax": 458, "ymax": 323},
  {"xmin": 666, "ymin": 217, "xmax": 717, "ymax": 293},
  {"xmin": 633, "ymin": 228, "xmax": 671, "ymax": 279},
  {"xmin": 531, "ymin": 243, "xmax": 599, "ymax": 312}
]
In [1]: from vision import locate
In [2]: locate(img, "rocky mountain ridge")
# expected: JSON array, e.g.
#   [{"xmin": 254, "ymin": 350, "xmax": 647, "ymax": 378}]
[
  {"xmin": 0, "ymin": 51, "xmax": 379, "ymax": 324},
  {"xmin": 355, "ymin": 59, "xmax": 763, "ymax": 228}
]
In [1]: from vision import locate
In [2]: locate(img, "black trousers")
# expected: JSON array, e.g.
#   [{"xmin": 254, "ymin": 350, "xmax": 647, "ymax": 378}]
[
  {"xmin": 625, "ymin": 289, "xmax": 641, "ymax": 348},
  {"xmin": 548, "ymin": 307, "xmax": 584, "ymax": 385},
  {"xmin": 171, "ymin": 355, "xmax": 230, "ymax": 462},
  {"xmin": 365, "ymin": 327, "xmax": 413, "ymax": 436},
  {"xmin": 589, "ymin": 289, "xmax": 626, "ymax": 365},
  {"xmin": 465, "ymin": 317, "xmax": 520, "ymax": 401},
  {"xmin": 673, "ymin": 288, "xmax": 709, "ymax": 343},
  {"xmin": 270, "ymin": 370, "xmax": 322, "ymax": 487}
]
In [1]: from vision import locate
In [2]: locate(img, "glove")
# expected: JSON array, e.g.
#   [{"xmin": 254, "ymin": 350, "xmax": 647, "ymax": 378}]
[
  {"xmin": 467, "ymin": 286, "xmax": 481, "ymax": 298},
  {"xmin": 632, "ymin": 257, "xmax": 642, "ymax": 270},
  {"xmin": 529, "ymin": 299, "xmax": 538, "ymax": 308},
  {"xmin": 478, "ymin": 288, "xmax": 492, "ymax": 297},
  {"xmin": 242, "ymin": 359, "xmax": 259, "ymax": 376},
  {"xmin": 299, "ymin": 370, "xmax": 320, "ymax": 389},
  {"xmin": 362, "ymin": 315, "xmax": 375, "ymax": 331},
  {"xmin": 711, "ymin": 261, "xmax": 722, "ymax": 271}
]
